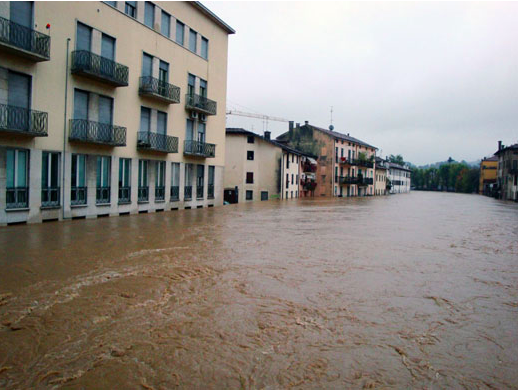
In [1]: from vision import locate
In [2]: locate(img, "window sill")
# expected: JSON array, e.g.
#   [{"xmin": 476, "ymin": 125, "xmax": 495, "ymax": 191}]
[
  {"xmin": 170, "ymin": 198, "xmax": 179, "ymax": 202},
  {"xmin": 155, "ymin": 199, "xmax": 165, "ymax": 203},
  {"xmin": 138, "ymin": 201, "xmax": 149, "ymax": 204},
  {"xmin": 184, "ymin": 198, "xmax": 192, "ymax": 202},
  {"xmin": 118, "ymin": 201, "xmax": 131, "ymax": 205},
  {"xmin": 196, "ymin": 197, "xmax": 204, "ymax": 200},
  {"xmin": 40, "ymin": 205, "xmax": 61, "ymax": 210},
  {"xmin": 96, "ymin": 202, "xmax": 111, "ymax": 207},
  {"xmin": 5, "ymin": 207, "xmax": 30, "ymax": 212},
  {"xmin": 70, "ymin": 204, "xmax": 88, "ymax": 208}
]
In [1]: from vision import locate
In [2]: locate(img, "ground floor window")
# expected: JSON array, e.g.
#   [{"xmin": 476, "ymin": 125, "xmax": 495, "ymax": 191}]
[
  {"xmin": 184, "ymin": 163, "xmax": 193, "ymax": 200},
  {"xmin": 71, "ymin": 154, "xmax": 87, "ymax": 206},
  {"xmin": 261, "ymin": 191, "xmax": 268, "ymax": 201},
  {"xmin": 246, "ymin": 190, "xmax": 253, "ymax": 200},
  {"xmin": 6, "ymin": 149, "xmax": 29, "ymax": 209},
  {"xmin": 118, "ymin": 158, "xmax": 131, "ymax": 204},
  {"xmin": 41, "ymin": 151, "xmax": 60, "ymax": 207},
  {"xmin": 196, "ymin": 164, "xmax": 204, "ymax": 199},
  {"xmin": 208, "ymin": 165, "xmax": 215, "ymax": 199},
  {"xmin": 138, "ymin": 160, "xmax": 149, "ymax": 202},
  {"xmin": 171, "ymin": 162, "xmax": 180, "ymax": 201},
  {"xmin": 155, "ymin": 161, "xmax": 165, "ymax": 201},
  {"xmin": 97, "ymin": 156, "xmax": 111, "ymax": 204}
]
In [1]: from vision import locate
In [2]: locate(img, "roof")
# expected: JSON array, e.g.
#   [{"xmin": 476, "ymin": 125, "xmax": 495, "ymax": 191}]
[
  {"xmin": 494, "ymin": 143, "xmax": 518, "ymax": 156},
  {"xmin": 191, "ymin": 2, "xmax": 236, "ymax": 34},
  {"xmin": 278, "ymin": 123, "xmax": 377, "ymax": 150},
  {"xmin": 226, "ymin": 128, "xmax": 311, "ymax": 157},
  {"xmin": 481, "ymin": 156, "xmax": 498, "ymax": 162},
  {"xmin": 387, "ymin": 162, "xmax": 412, "ymax": 172}
]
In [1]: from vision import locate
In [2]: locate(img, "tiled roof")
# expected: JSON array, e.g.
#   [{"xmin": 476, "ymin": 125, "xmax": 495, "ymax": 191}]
[
  {"xmin": 495, "ymin": 143, "xmax": 518, "ymax": 156},
  {"xmin": 225, "ymin": 128, "xmax": 310, "ymax": 156}
]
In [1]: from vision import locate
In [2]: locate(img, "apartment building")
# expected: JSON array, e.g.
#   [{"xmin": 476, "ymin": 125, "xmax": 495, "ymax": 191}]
[
  {"xmin": 224, "ymin": 128, "xmax": 304, "ymax": 203},
  {"xmin": 387, "ymin": 162, "xmax": 411, "ymax": 194},
  {"xmin": 478, "ymin": 155, "xmax": 498, "ymax": 196},
  {"xmin": 276, "ymin": 121, "xmax": 377, "ymax": 198},
  {"xmin": 495, "ymin": 141, "xmax": 518, "ymax": 201},
  {"xmin": 299, "ymin": 155, "xmax": 317, "ymax": 197},
  {"xmin": 0, "ymin": 1, "xmax": 234, "ymax": 225},
  {"xmin": 374, "ymin": 157, "xmax": 388, "ymax": 195}
]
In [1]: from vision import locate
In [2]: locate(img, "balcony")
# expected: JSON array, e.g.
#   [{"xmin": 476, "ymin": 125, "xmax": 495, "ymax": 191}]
[
  {"xmin": 41, "ymin": 187, "xmax": 60, "ymax": 208},
  {"xmin": 185, "ymin": 93, "xmax": 217, "ymax": 115},
  {"xmin": 0, "ymin": 16, "xmax": 50, "ymax": 61},
  {"xmin": 302, "ymin": 161, "xmax": 317, "ymax": 173},
  {"xmin": 184, "ymin": 140, "xmax": 215, "ymax": 158},
  {"xmin": 137, "ymin": 131, "xmax": 178, "ymax": 153},
  {"xmin": 0, "ymin": 104, "xmax": 48, "ymax": 136},
  {"xmin": 337, "ymin": 157, "xmax": 374, "ymax": 168},
  {"xmin": 301, "ymin": 180, "xmax": 317, "ymax": 191},
  {"xmin": 71, "ymin": 187, "xmax": 87, "ymax": 206},
  {"xmin": 69, "ymin": 119, "xmax": 126, "ymax": 146},
  {"xmin": 339, "ymin": 176, "xmax": 359, "ymax": 185},
  {"xmin": 118, "ymin": 187, "xmax": 131, "ymax": 204},
  {"xmin": 71, "ymin": 50, "xmax": 129, "ymax": 87},
  {"xmin": 358, "ymin": 177, "xmax": 374, "ymax": 186},
  {"xmin": 96, "ymin": 186, "xmax": 110, "ymax": 204},
  {"xmin": 139, "ymin": 76, "xmax": 181, "ymax": 104},
  {"xmin": 138, "ymin": 186, "xmax": 149, "ymax": 203},
  {"xmin": 155, "ymin": 186, "xmax": 165, "ymax": 201}
]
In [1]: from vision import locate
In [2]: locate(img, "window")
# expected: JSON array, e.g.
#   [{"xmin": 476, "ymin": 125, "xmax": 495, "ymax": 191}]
[
  {"xmin": 247, "ymin": 151, "xmax": 254, "ymax": 160},
  {"xmin": 104, "ymin": 1, "xmax": 116, "ymax": 6},
  {"xmin": 7, "ymin": 71, "xmax": 31, "ymax": 130},
  {"xmin": 6, "ymin": 149, "xmax": 29, "ymax": 209},
  {"xmin": 142, "ymin": 53, "xmax": 153, "ymax": 77},
  {"xmin": 261, "ymin": 191, "xmax": 268, "ymax": 201},
  {"xmin": 159, "ymin": 60, "xmax": 169, "ymax": 83},
  {"xmin": 140, "ymin": 107, "xmax": 151, "ymax": 133},
  {"xmin": 208, "ymin": 166, "xmax": 215, "ymax": 199},
  {"xmin": 76, "ymin": 22, "xmax": 92, "ymax": 51},
  {"xmin": 156, "ymin": 161, "xmax": 165, "ymax": 201},
  {"xmin": 187, "ymin": 73, "xmax": 195, "ymax": 96},
  {"xmin": 246, "ymin": 190, "xmax": 253, "ymax": 200},
  {"xmin": 286, "ymin": 173, "xmax": 289, "ymax": 188},
  {"xmin": 184, "ymin": 163, "xmax": 193, "ymax": 200},
  {"xmin": 246, "ymin": 172, "xmax": 254, "ymax": 184},
  {"xmin": 171, "ymin": 162, "xmax": 180, "ymax": 201},
  {"xmin": 144, "ymin": 2, "xmax": 155, "ymax": 28},
  {"xmin": 41, "ymin": 152, "xmax": 60, "ymax": 207},
  {"xmin": 296, "ymin": 174, "xmax": 299, "ymax": 184},
  {"xmin": 96, "ymin": 156, "xmax": 111, "ymax": 204},
  {"xmin": 197, "ymin": 122, "xmax": 206, "ymax": 143},
  {"xmin": 161, "ymin": 11, "xmax": 170, "ymax": 37},
  {"xmin": 157, "ymin": 111, "xmax": 167, "ymax": 135},
  {"xmin": 247, "ymin": 135, "xmax": 254, "ymax": 144},
  {"xmin": 185, "ymin": 118, "xmax": 194, "ymax": 140},
  {"xmin": 98, "ymin": 96, "xmax": 113, "ymax": 125},
  {"xmin": 199, "ymin": 79, "xmax": 207, "ymax": 97},
  {"xmin": 125, "ymin": 1, "xmax": 136, "ymax": 18},
  {"xmin": 118, "ymin": 158, "xmax": 131, "ymax": 203},
  {"xmin": 287, "ymin": 155, "xmax": 290, "ymax": 169},
  {"xmin": 189, "ymin": 28, "xmax": 197, "ymax": 52},
  {"xmin": 71, "ymin": 154, "xmax": 87, "ymax": 205},
  {"xmin": 196, "ymin": 165, "xmax": 204, "ymax": 199},
  {"xmin": 292, "ymin": 154, "xmax": 294, "ymax": 163},
  {"xmin": 176, "ymin": 20, "xmax": 185, "ymax": 45},
  {"xmin": 201, "ymin": 37, "xmax": 208, "ymax": 59},
  {"xmin": 101, "ymin": 33, "xmax": 115, "ymax": 61},
  {"xmin": 138, "ymin": 160, "xmax": 149, "ymax": 202},
  {"xmin": 286, "ymin": 191, "xmax": 288, "ymax": 199}
]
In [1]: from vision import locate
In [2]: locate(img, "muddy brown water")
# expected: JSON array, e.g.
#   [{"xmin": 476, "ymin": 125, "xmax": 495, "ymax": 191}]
[{"xmin": 0, "ymin": 192, "xmax": 517, "ymax": 389}]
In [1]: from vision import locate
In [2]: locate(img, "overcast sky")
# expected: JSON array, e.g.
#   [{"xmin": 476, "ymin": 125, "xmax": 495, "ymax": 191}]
[{"xmin": 206, "ymin": 1, "xmax": 518, "ymax": 165}]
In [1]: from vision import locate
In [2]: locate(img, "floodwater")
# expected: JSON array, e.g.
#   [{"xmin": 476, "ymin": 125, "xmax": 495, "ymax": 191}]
[{"xmin": 0, "ymin": 192, "xmax": 517, "ymax": 389}]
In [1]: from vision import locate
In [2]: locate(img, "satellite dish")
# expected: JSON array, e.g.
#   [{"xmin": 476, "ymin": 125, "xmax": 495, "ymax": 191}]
[{"xmin": 329, "ymin": 125, "xmax": 334, "ymax": 131}]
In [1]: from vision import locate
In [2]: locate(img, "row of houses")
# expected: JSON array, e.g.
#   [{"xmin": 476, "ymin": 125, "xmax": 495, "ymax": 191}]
[
  {"xmin": 223, "ymin": 122, "xmax": 411, "ymax": 203},
  {"xmin": 479, "ymin": 141, "xmax": 518, "ymax": 201}
]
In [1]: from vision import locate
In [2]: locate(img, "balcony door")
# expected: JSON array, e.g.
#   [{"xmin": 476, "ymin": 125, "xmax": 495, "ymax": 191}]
[
  {"xmin": 142, "ymin": 53, "xmax": 153, "ymax": 77},
  {"xmin": 101, "ymin": 34, "xmax": 115, "ymax": 77},
  {"xmin": 158, "ymin": 60, "xmax": 169, "ymax": 95},
  {"xmin": 10, "ymin": 1, "xmax": 33, "ymax": 51},
  {"xmin": 187, "ymin": 74, "xmax": 195, "ymax": 96},
  {"xmin": 157, "ymin": 111, "xmax": 167, "ymax": 150},
  {"xmin": 98, "ymin": 96, "xmax": 113, "ymax": 142},
  {"xmin": 7, "ymin": 71, "xmax": 31, "ymax": 131},
  {"xmin": 76, "ymin": 22, "xmax": 92, "ymax": 51}
]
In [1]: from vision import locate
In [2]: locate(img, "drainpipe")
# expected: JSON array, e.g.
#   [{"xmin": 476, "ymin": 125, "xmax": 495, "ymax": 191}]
[{"xmin": 62, "ymin": 38, "xmax": 70, "ymax": 220}]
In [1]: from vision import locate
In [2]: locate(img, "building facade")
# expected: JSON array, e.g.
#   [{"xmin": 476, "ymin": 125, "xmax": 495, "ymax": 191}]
[
  {"xmin": 478, "ymin": 155, "xmax": 498, "ymax": 196},
  {"xmin": 277, "ymin": 121, "xmax": 377, "ymax": 198},
  {"xmin": 374, "ymin": 157, "xmax": 388, "ymax": 195},
  {"xmin": 495, "ymin": 142, "xmax": 518, "ymax": 201},
  {"xmin": 299, "ymin": 155, "xmax": 317, "ymax": 197},
  {"xmin": 224, "ymin": 128, "xmax": 304, "ymax": 203},
  {"xmin": 387, "ymin": 162, "xmax": 411, "ymax": 194},
  {"xmin": 0, "ymin": 1, "xmax": 234, "ymax": 225}
]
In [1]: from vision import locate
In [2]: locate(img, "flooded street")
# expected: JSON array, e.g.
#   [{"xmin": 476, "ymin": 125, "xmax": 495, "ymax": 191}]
[{"xmin": 0, "ymin": 192, "xmax": 517, "ymax": 389}]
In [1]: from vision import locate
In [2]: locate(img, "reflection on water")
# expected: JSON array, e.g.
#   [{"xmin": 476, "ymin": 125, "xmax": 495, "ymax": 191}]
[{"xmin": 0, "ymin": 192, "xmax": 517, "ymax": 388}]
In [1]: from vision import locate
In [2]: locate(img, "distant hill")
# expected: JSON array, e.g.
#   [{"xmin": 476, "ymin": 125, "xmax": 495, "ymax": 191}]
[{"xmin": 418, "ymin": 158, "xmax": 480, "ymax": 169}]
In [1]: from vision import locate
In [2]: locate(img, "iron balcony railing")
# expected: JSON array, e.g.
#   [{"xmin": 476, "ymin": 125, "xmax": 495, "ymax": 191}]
[
  {"xmin": 71, "ymin": 186, "xmax": 87, "ymax": 206},
  {"xmin": 185, "ymin": 93, "xmax": 217, "ymax": 115},
  {"xmin": 138, "ymin": 186, "xmax": 149, "ymax": 202},
  {"xmin": 357, "ymin": 160, "xmax": 374, "ymax": 168},
  {"xmin": 0, "ymin": 16, "xmax": 50, "ymax": 61},
  {"xmin": 137, "ymin": 131, "xmax": 178, "ymax": 153},
  {"xmin": 6, "ymin": 187, "xmax": 28, "ymax": 209},
  {"xmin": 184, "ymin": 185, "xmax": 192, "ymax": 200},
  {"xmin": 208, "ymin": 184, "xmax": 214, "ymax": 199},
  {"xmin": 71, "ymin": 50, "xmax": 129, "ymax": 87},
  {"xmin": 118, "ymin": 186, "xmax": 131, "ymax": 204},
  {"xmin": 96, "ymin": 186, "xmax": 110, "ymax": 204},
  {"xmin": 170, "ymin": 186, "xmax": 179, "ymax": 201},
  {"xmin": 197, "ymin": 185, "xmax": 204, "ymax": 199},
  {"xmin": 69, "ymin": 119, "xmax": 126, "ymax": 146},
  {"xmin": 139, "ymin": 76, "xmax": 181, "ymax": 104},
  {"xmin": 339, "ymin": 176, "xmax": 359, "ymax": 185},
  {"xmin": 41, "ymin": 187, "xmax": 60, "ymax": 207},
  {"xmin": 0, "ymin": 104, "xmax": 48, "ymax": 136},
  {"xmin": 357, "ymin": 177, "xmax": 374, "ymax": 186},
  {"xmin": 184, "ymin": 140, "xmax": 216, "ymax": 158},
  {"xmin": 155, "ymin": 186, "xmax": 165, "ymax": 201}
]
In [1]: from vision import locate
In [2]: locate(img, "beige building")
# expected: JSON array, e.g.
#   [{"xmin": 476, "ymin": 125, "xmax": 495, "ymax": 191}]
[
  {"xmin": 224, "ymin": 128, "xmax": 303, "ymax": 203},
  {"xmin": 374, "ymin": 157, "xmax": 387, "ymax": 195},
  {"xmin": 495, "ymin": 141, "xmax": 518, "ymax": 201},
  {"xmin": 0, "ymin": 1, "xmax": 234, "ymax": 224}
]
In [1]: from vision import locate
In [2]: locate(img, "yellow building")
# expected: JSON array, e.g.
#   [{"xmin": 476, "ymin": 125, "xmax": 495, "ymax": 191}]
[
  {"xmin": 0, "ymin": 1, "xmax": 234, "ymax": 224},
  {"xmin": 479, "ymin": 156, "xmax": 498, "ymax": 195},
  {"xmin": 374, "ymin": 158, "xmax": 388, "ymax": 195}
]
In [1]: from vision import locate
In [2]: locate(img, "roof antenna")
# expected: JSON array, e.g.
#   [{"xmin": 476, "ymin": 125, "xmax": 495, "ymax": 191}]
[{"xmin": 329, "ymin": 106, "xmax": 334, "ymax": 131}]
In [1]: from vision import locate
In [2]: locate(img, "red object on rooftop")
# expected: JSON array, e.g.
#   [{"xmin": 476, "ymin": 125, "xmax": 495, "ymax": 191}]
[{"xmin": 46, "ymin": 23, "xmax": 51, "ymax": 29}]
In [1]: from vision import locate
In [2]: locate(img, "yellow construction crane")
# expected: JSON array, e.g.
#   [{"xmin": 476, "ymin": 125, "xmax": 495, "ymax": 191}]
[{"xmin": 226, "ymin": 109, "xmax": 289, "ymax": 132}]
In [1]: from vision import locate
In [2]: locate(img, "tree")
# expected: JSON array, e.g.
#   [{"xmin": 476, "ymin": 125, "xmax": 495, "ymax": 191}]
[{"xmin": 388, "ymin": 154, "xmax": 405, "ymax": 165}]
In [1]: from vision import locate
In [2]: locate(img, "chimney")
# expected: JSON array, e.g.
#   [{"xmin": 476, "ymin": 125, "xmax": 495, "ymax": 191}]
[
  {"xmin": 498, "ymin": 140, "xmax": 502, "ymax": 150},
  {"xmin": 289, "ymin": 121, "xmax": 294, "ymax": 132},
  {"xmin": 305, "ymin": 121, "xmax": 309, "ymax": 125},
  {"xmin": 296, "ymin": 122, "xmax": 300, "ymax": 128},
  {"xmin": 264, "ymin": 131, "xmax": 271, "ymax": 140}
]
